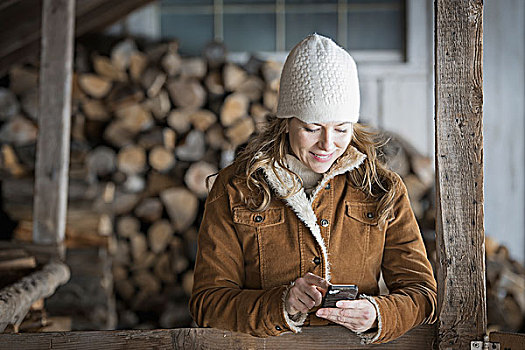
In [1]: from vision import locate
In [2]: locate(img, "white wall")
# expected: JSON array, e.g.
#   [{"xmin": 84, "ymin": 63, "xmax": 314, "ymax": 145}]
[{"xmin": 483, "ymin": 0, "xmax": 525, "ymax": 263}]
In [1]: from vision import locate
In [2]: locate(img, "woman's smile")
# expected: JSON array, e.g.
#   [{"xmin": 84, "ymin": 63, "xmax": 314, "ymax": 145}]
[{"xmin": 288, "ymin": 118, "xmax": 353, "ymax": 173}]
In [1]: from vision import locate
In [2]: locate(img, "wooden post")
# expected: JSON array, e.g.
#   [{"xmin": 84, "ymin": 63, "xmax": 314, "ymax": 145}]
[
  {"xmin": 33, "ymin": 0, "xmax": 75, "ymax": 244},
  {"xmin": 434, "ymin": 0, "xmax": 486, "ymax": 348}
]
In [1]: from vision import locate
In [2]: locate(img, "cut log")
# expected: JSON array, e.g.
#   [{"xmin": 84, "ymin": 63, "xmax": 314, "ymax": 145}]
[
  {"xmin": 220, "ymin": 93, "xmax": 249, "ymax": 127},
  {"xmin": 130, "ymin": 232, "xmax": 148, "ymax": 262},
  {"xmin": 111, "ymin": 39, "xmax": 138, "ymax": 72},
  {"xmin": 134, "ymin": 197, "xmax": 163, "ymax": 223},
  {"xmin": 20, "ymin": 88, "xmax": 38, "ymax": 121},
  {"xmin": 1, "ymin": 144, "xmax": 27, "ymax": 177},
  {"xmin": 122, "ymin": 174, "xmax": 146, "ymax": 194},
  {"xmin": 113, "ymin": 239, "xmax": 131, "ymax": 266},
  {"xmin": 107, "ymin": 84, "xmax": 145, "ymax": 112},
  {"xmin": 144, "ymin": 89, "xmax": 171, "ymax": 120},
  {"xmin": 225, "ymin": 117, "xmax": 255, "ymax": 146},
  {"xmin": 112, "ymin": 264, "xmax": 128, "ymax": 281},
  {"xmin": 203, "ymin": 41, "xmax": 226, "ymax": 69},
  {"xmin": 153, "ymin": 253, "xmax": 175, "ymax": 283},
  {"xmin": 0, "ymin": 115, "xmax": 37, "ymax": 146},
  {"xmin": 9, "ymin": 65, "xmax": 39, "ymax": 95},
  {"xmin": 145, "ymin": 171, "xmax": 179, "ymax": 197},
  {"xmin": 115, "ymin": 279, "xmax": 135, "ymax": 301},
  {"xmin": 244, "ymin": 55, "xmax": 265, "ymax": 75},
  {"xmin": 129, "ymin": 52, "xmax": 149, "ymax": 82},
  {"xmin": 117, "ymin": 145, "xmax": 147, "ymax": 175},
  {"xmin": 114, "ymin": 103, "xmax": 154, "ymax": 134},
  {"xmin": 166, "ymin": 79, "xmax": 206, "ymax": 109},
  {"xmin": 103, "ymin": 120, "xmax": 135, "ymax": 148},
  {"xmin": 160, "ymin": 187, "xmax": 198, "ymax": 232},
  {"xmin": 170, "ymin": 236, "xmax": 189, "ymax": 274},
  {"xmin": 81, "ymin": 99, "xmax": 110, "ymax": 121},
  {"xmin": 404, "ymin": 174, "xmax": 429, "ymax": 202},
  {"xmin": 223, "ymin": 63, "xmax": 247, "ymax": 92},
  {"xmin": 86, "ymin": 146, "xmax": 117, "ymax": 179},
  {"xmin": 161, "ymin": 51, "xmax": 182, "ymax": 77},
  {"xmin": 0, "ymin": 88, "xmax": 20, "ymax": 121},
  {"xmin": 236, "ymin": 75, "xmax": 265, "ymax": 102},
  {"xmin": 0, "ymin": 252, "xmax": 36, "ymax": 270},
  {"xmin": 132, "ymin": 252, "xmax": 157, "ymax": 272},
  {"xmin": 189, "ymin": 109, "xmax": 217, "ymax": 131},
  {"xmin": 175, "ymin": 130, "xmax": 206, "ymax": 162},
  {"xmin": 149, "ymin": 145, "xmax": 175, "ymax": 173},
  {"xmin": 163, "ymin": 128, "xmax": 176, "ymax": 150},
  {"xmin": 71, "ymin": 113, "xmax": 86, "ymax": 142},
  {"xmin": 180, "ymin": 57, "xmax": 207, "ymax": 79},
  {"xmin": 250, "ymin": 103, "xmax": 270, "ymax": 132},
  {"xmin": 205, "ymin": 124, "xmax": 228, "ymax": 150},
  {"xmin": 167, "ymin": 109, "xmax": 192, "ymax": 134},
  {"xmin": 261, "ymin": 61, "xmax": 282, "ymax": 92},
  {"xmin": 136, "ymin": 130, "xmax": 162, "ymax": 151},
  {"xmin": 116, "ymin": 215, "xmax": 141, "ymax": 239},
  {"xmin": 98, "ymin": 214, "xmax": 113, "ymax": 236},
  {"xmin": 92, "ymin": 55, "xmax": 127, "ymax": 82},
  {"xmin": 411, "ymin": 155, "xmax": 435, "ymax": 188},
  {"xmin": 0, "ymin": 262, "xmax": 70, "ymax": 332},
  {"xmin": 148, "ymin": 219, "xmax": 174, "ymax": 254},
  {"xmin": 184, "ymin": 161, "xmax": 218, "ymax": 198},
  {"xmin": 181, "ymin": 270, "xmax": 194, "ymax": 297},
  {"xmin": 262, "ymin": 89, "xmax": 278, "ymax": 112},
  {"xmin": 145, "ymin": 41, "xmax": 178, "ymax": 64},
  {"xmin": 141, "ymin": 67, "xmax": 167, "ymax": 98},
  {"xmin": 78, "ymin": 74, "xmax": 112, "ymax": 99},
  {"xmin": 133, "ymin": 269, "xmax": 161, "ymax": 294},
  {"xmin": 204, "ymin": 70, "xmax": 225, "ymax": 95}
]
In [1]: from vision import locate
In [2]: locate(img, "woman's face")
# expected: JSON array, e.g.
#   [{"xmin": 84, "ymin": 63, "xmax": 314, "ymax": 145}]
[{"xmin": 287, "ymin": 118, "xmax": 353, "ymax": 174}]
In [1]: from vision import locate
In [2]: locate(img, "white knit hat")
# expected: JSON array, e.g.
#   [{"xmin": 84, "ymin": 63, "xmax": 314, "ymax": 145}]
[{"xmin": 276, "ymin": 34, "xmax": 360, "ymax": 124}]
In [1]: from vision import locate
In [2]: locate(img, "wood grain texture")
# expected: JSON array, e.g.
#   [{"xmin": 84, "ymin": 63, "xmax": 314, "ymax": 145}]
[
  {"xmin": 32, "ymin": 0, "xmax": 76, "ymax": 244},
  {"xmin": 0, "ymin": 324, "xmax": 436, "ymax": 349},
  {"xmin": 434, "ymin": 0, "xmax": 486, "ymax": 348},
  {"xmin": 0, "ymin": 261, "xmax": 70, "ymax": 332}
]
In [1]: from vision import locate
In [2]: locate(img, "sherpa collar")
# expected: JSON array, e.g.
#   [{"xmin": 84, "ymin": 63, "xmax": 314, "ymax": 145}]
[{"xmin": 260, "ymin": 145, "xmax": 366, "ymax": 281}]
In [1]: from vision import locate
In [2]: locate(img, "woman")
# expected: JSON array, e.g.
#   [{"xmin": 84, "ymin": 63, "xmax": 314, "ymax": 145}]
[{"xmin": 189, "ymin": 34, "xmax": 437, "ymax": 344}]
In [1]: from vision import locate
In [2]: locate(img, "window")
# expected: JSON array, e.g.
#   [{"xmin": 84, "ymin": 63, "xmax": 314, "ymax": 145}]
[{"xmin": 160, "ymin": 0, "xmax": 405, "ymax": 61}]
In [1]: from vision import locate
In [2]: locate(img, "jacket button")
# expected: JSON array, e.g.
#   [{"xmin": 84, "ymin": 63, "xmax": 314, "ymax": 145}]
[
  {"xmin": 275, "ymin": 325, "xmax": 282, "ymax": 331},
  {"xmin": 366, "ymin": 212, "xmax": 375, "ymax": 219},
  {"xmin": 325, "ymin": 183, "xmax": 331, "ymax": 190},
  {"xmin": 254, "ymin": 215, "xmax": 264, "ymax": 223},
  {"xmin": 320, "ymin": 219, "xmax": 329, "ymax": 227},
  {"xmin": 313, "ymin": 257, "xmax": 321, "ymax": 265}
]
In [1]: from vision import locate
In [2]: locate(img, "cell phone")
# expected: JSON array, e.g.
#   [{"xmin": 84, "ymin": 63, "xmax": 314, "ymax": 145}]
[{"xmin": 321, "ymin": 284, "xmax": 358, "ymax": 308}]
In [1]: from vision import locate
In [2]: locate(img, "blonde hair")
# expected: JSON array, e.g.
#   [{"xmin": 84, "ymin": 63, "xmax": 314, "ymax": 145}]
[{"xmin": 232, "ymin": 115, "xmax": 397, "ymax": 228}]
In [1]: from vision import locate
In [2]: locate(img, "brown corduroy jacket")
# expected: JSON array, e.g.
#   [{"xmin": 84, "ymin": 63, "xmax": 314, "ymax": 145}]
[{"xmin": 189, "ymin": 145, "xmax": 437, "ymax": 344}]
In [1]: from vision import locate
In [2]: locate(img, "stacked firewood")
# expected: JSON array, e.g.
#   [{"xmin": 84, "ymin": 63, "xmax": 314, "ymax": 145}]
[{"xmin": 0, "ymin": 38, "xmax": 282, "ymax": 329}]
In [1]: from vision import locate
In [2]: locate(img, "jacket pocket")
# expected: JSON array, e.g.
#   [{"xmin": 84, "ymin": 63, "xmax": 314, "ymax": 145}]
[
  {"xmin": 336, "ymin": 201, "xmax": 383, "ymax": 285},
  {"xmin": 233, "ymin": 206, "xmax": 299, "ymax": 289},
  {"xmin": 233, "ymin": 207, "xmax": 285, "ymax": 227},
  {"xmin": 345, "ymin": 202, "xmax": 380, "ymax": 226}
]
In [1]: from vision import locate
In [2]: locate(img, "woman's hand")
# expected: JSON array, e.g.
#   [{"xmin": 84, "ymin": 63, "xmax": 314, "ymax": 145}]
[
  {"xmin": 315, "ymin": 299, "xmax": 377, "ymax": 333},
  {"xmin": 285, "ymin": 272, "xmax": 330, "ymax": 315}
]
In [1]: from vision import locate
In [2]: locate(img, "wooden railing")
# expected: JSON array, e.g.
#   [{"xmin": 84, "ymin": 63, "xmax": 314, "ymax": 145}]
[{"xmin": 0, "ymin": 324, "xmax": 436, "ymax": 349}]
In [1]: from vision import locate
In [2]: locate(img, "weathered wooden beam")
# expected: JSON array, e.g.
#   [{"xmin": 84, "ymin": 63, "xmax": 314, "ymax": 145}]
[
  {"xmin": 0, "ymin": 0, "xmax": 155, "ymax": 77},
  {"xmin": 32, "ymin": 0, "xmax": 76, "ymax": 244},
  {"xmin": 434, "ymin": 0, "xmax": 486, "ymax": 348},
  {"xmin": 0, "ymin": 324, "xmax": 435, "ymax": 349},
  {"xmin": 0, "ymin": 261, "xmax": 70, "ymax": 332}
]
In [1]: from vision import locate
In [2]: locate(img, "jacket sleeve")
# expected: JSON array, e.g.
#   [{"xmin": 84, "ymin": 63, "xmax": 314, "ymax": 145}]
[
  {"xmin": 189, "ymin": 176, "xmax": 291, "ymax": 337},
  {"xmin": 360, "ymin": 174, "xmax": 438, "ymax": 344}
]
